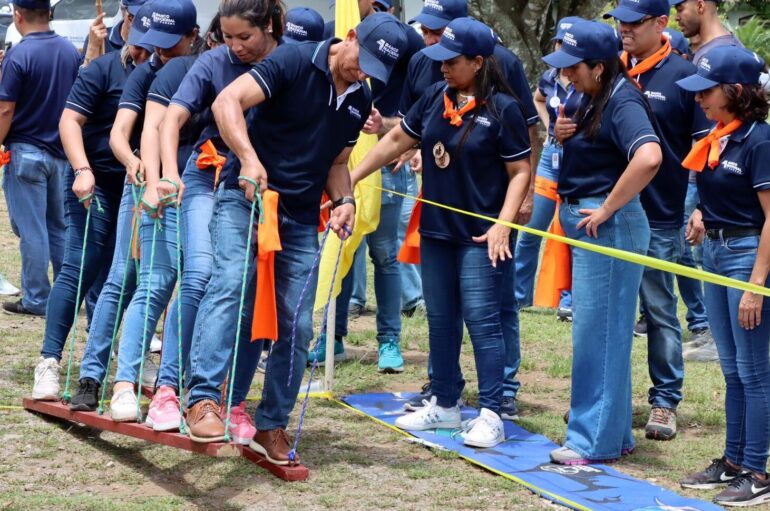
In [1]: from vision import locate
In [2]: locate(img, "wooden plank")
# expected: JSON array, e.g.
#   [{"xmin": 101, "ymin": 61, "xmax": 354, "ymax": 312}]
[{"xmin": 22, "ymin": 398, "xmax": 309, "ymax": 482}]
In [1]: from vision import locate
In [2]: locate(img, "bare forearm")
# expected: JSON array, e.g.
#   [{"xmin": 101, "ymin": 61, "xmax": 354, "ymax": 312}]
[
  {"xmin": 140, "ymin": 127, "xmax": 160, "ymax": 185},
  {"xmin": 160, "ymin": 107, "xmax": 188, "ymax": 179},
  {"xmin": 750, "ymin": 219, "xmax": 770, "ymax": 287},
  {"xmin": 379, "ymin": 115, "xmax": 401, "ymax": 135},
  {"xmin": 528, "ymin": 125, "xmax": 541, "ymax": 179},
  {"xmin": 109, "ymin": 111, "xmax": 139, "ymax": 167},
  {"xmin": 60, "ymin": 119, "xmax": 90, "ymax": 170},
  {"xmin": 325, "ymin": 162, "xmax": 353, "ymax": 200},
  {"xmin": 0, "ymin": 111, "xmax": 13, "ymax": 146},
  {"xmin": 350, "ymin": 126, "xmax": 416, "ymax": 184},
  {"xmin": 500, "ymin": 164, "xmax": 531, "ymax": 223},
  {"xmin": 212, "ymin": 95, "xmax": 259, "ymax": 168}
]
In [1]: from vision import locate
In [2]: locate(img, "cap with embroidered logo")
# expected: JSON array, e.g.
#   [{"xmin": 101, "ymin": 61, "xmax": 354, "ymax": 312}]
[
  {"xmin": 604, "ymin": 0, "xmax": 670, "ymax": 23},
  {"xmin": 140, "ymin": 0, "xmax": 197, "ymax": 50},
  {"xmin": 422, "ymin": 17, "xmax": 495, "ymax": 61},
  {"xmin": 284, "ymin": 7, "xmax": 324, "ymax": 44},
  {"xmin": 409, "ymin": 0, "xmax": 467, "ymax": 31},
  {"xmin": 552, "ymin": 16, "xmax": 582, "ymax": 42},
  {"xmin": 542, "ymin": 18, "xmax": 619, "ymax": 69},
  {"xmin": 128, "ymin": 2, "xmax": 155, "ymax": 53},
  {"xmin": 123, "ymin": 0, "xmax": 149, "ymax": 16},
  {"xmin": 356, "ymin": 12, "xmax": 409, "ymax": 84},
  {"xmin": 676, "ymin": 45, "xmax": 765, "ymax": 92},
  {"xmin": 11, "ymin": 0, "xmax": 50, "ymax": 9}
]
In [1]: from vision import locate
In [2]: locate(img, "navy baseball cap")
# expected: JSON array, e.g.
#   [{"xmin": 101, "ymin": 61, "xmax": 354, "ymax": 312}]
[
  {"xmin": 552, "ymin": 16, "xmax": 581, "ymax": 42},
  {"xmin": 128, "ymin": 2, "xmax": 154, "ymax": 52},
  {"xmin": 676, "ymin": 45, "xmax": 765, "ymax": 92},
  {"xmin": 663, "ymin": 28, "xmax": 691, "ymax": 55},
  {"xmin": 123, "ymin": 0, "xmax": 148, "ymax": 16},
  {"xmin": 356, "ymin": 12, "xmax": 409, "ymax": 84},
  {"xmin": 542, "ymin": 19, "xmax": 619, "ymax": 68},
  {"xmin": 422, "ymin": 17, "xmax": 495, "ymax": 61},
  {"xmin": 409, "ymin": 0, "xmax": 467, "ymax": 31},
  {"xmin": 12, "ymin": 0, "xmax": 50, "ymax": 8},
  {"xmin": 373, "ymin": 0, "xmax": 391, "ymax": 12},
  {"xmin": 605, "ymin": 0, "xmax": 669, "ymax": 23},
  {"xmin": 670, "ymin": 0, "xmax": 721, "ymax": 4},
  {"xmin": 283, "ymin": 7, "xmax": 324, "ymax": 44},
  {"xmin": 140, "ymin": 0, "xmax": 197, "ymax": 50}
]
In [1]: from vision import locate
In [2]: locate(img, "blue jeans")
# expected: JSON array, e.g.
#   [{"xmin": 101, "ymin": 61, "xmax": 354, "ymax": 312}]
[
  {"xmin": 3, "ymin": 143, "xmax": 66, "ymax": 314},
  {"xmin": 638, "ymin": 228, "xmax": 685, "ymax": 410},
  {"xmin": 335, "ymin": 166, "xmax": 403, "ymax": 344},
  {"xmin": 186, "ymin": 187, "xmax": 270, "ymax": 408},
  {"xmin": 79, "ymin": 183, "xmax": 138, "ymax": 382},
  {"xmin": 422, "ymin": 237, "xmax": 512, "ymax": 413},
  {"xmin": 41, "ymin": 170, "xmax": 125, "ymax": 360},
  {"xmin": 349, "ymin": 244, "xmax": 367, "ymax": 307},
  {"xmin": 114, "ymin": 209, "xmax": 179, "ymax": 384},
  {"xmin": 514, "ymin": 143, "xmax": 571, "ymax": 309},
  {"xmin": 703, "ymin": 235, "xmax": 770, "ymax": 474},
  {"xmin": 676, "ymin": 180, "xmax": 709, "ymax": 332},
  {"xmin": 561, "ymin": 196, "xmax": 650, "ymax": 460},
  {"xmin": 399, "ymin": 165, "xmax": 423, "ymax": 310}
]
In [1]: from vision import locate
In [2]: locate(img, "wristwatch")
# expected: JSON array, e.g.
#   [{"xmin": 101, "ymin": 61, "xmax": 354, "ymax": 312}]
[{"xmin": 332, "ymin": 196, "xmax": 356, "ymax": 210}]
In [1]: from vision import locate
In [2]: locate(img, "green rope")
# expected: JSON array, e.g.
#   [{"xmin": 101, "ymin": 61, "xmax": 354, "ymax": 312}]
[
  {"xmin": 61, "ymin": 194, "xmax": 104, "ymax": 403},
  {"xmin": 98, "ymin": 185, "xmax": 140, "ymax": 415},
  {"xmin": 237, "ymin": 176, "xmax": 265, "ymax": 224}
]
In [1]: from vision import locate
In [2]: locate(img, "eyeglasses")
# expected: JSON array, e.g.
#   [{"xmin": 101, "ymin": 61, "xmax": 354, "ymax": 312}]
[{"xmin": 623, "ymin": 16, "xmax": 656, "ymax": 28}]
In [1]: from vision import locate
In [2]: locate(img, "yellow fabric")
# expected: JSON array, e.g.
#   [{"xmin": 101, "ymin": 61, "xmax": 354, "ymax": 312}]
[{"xmin": 314, "ymin": 0, "xmax": 382, "ymax": 310}]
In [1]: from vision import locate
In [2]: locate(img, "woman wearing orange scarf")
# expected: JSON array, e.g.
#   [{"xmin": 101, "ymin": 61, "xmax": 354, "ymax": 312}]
[{"xmin": 677, "ymin": 46, "xmax": 770, "ymax": 507}]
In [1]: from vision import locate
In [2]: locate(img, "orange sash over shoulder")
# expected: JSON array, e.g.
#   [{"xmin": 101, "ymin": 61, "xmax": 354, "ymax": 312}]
[
  {"xmin": 196, "ymin": 140, "xmax": 227, "ymax": 189},
  {"xmin": 682, "ymin": 120, "xmax": 743, "ymax": 172},
  {"xmin": 397, "ymin": 189, "xmax": 422, "ymax": 265},
  {"xmin": 252, "ymin": 190, "xmax": 282, "ymax": 342},
  {"xmin": 533, "ymin": 176, "xmax": 571, "ymax": 308}
]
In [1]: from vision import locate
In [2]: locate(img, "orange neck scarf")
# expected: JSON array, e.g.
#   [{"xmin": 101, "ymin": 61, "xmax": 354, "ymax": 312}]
[
  {"xmin": 196, "ymin": 140, "xmax": 227, "ymax": 190},
  {"xmin": 443, "ymin": 92, "xmax": 478, "ymax": 127},
  {"xmin": 682, "ymin": 119, "xmax": 743, "ymax": 172},
  {"xmin": 252, "ymin": 190, "xmax": 282, "ymax": 342},
  {"xmin": 621, "ymin": 38, "xmax": 672, "ymax": 83}
]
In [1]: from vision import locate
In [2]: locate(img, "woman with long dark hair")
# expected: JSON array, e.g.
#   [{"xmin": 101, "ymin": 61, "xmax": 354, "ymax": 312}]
[
  {"xmin": 543, "ymin": 18, "xmax": 662, "ymax": 465},
  {"xmin": 349, "ymin": 17, "xmax": 532, "ymax": 449},
  {"xmin": 677, "ymin": 46, "xmax": 770, "ymax": 507}
]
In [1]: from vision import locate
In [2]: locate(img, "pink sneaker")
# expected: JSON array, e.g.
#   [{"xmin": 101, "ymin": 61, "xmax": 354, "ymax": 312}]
[
  {"xmin": 224, "ymin": 402, "xmax": 256, "ymax": 445},
  {"xmin": 145, "ymin": 386, "xmax": 182, "ymax": 432}
]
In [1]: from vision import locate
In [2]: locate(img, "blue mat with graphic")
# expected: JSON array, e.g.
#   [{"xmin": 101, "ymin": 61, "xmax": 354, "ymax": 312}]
[{"xmin": 341, "ymin": 393, "xmax": 723, "ymax": 511}]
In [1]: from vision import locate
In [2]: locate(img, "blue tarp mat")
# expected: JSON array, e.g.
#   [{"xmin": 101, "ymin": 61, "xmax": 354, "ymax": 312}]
[{"xmin": 340, "ymin": 392, "xmax": 723, "ymax": 511}]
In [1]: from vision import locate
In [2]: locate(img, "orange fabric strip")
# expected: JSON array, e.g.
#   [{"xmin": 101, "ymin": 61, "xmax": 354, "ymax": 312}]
[
  {"xmin": 534, "ymin": 197, "xmax": 572, "ymax": 308},
  {"xmin": 442, "ymin": 93, "xmax": 478, "ymax": 127},
  {"xmin": 130, "ymin": 206, "xmax": 141, "ymax": 260},
  {"xmin": 252, "ymin": 190, "xmax": 282, "ymax": 342},
  {"xmin": 0, "ymin": 150, "xmax": 11, "ymax": 166},
  {"xmin": 534, "ymin": 175, "xmax": 558, "ymax": 202},
  {"xmin": 682, "ymin": 119, "xmax": 743, "ymax": 172},
  {"xmin": 196, "ymin": 140, "xmax": 227, "ymax": 190},
  {"xmin": 397, "ymin": 189, "xmax": 422, "ymax": 265},
  {"xmin": 318, "ymin": 192, "xmax": 330, "ymax": 233},
  {"xmin": 620, "ymin": 38, "xmax": 672, "ymax": 84}
]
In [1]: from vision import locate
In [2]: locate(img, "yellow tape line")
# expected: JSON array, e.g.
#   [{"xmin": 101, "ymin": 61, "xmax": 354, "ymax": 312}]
[{"xmin": 364, "ymin": 183, "xmax": 770, "ymax": 297}]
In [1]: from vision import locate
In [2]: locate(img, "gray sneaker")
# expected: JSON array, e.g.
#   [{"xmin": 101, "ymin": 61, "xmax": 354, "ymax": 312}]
[
  {"xmin": 684, "ymin": 339, "xmax": 720, "ymax": 362},
  {"xmin": 683, "ymin": 327, "xmax": 712, "ymax": 350},
  {"xmin": 645, "ymin": 407, "xmax": 677, "ymax": 440}
]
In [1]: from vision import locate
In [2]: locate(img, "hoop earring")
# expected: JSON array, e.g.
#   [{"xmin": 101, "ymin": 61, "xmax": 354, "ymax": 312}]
[{"xmin": 594, "ymin": 74, "xmax": 601, "ymax": 83}]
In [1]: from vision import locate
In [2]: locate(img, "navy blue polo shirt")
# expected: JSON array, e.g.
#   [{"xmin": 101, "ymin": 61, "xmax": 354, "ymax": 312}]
[
  {"xmin": 402, "ymin": 82, "xmax": 531, "ymax": 244},
  {"xmin": 147, "ymin": 55, "xmax": 206, "ymax": 175},
  {"xmin": 0, "ymin": 31, "xmax": 79, "ymax": 159},
  {"xmin": 226, "ymin": 39, "xmax": 372, "ymax": 225},
  {"xmin": 170, "ymin": 45, "xmax": 253, "ymax": 154},
  {"xmin": 80, "ymin": 20, "xmax": 124, "ymax": 64},
  {"xmin": 398, "ymin": 43, "xmax": 538, "ymax": 127},
  {"xmin": 537, "ymin": 68, "xmax": 582, "ymax": 140},
  {"xmin": 697, "ymin": 121, "xmax": 770, "ymax": 230},
  {"xmin": 634, "ymin": 54, "xmax": 712, "ymax": 229},
  {"xmin": 559, "ymin": 77, "xmax": 660, "ymax": 198},
  {"xmin": 65, "ymin": 51, "xmax": 136, "ymax": 172}
]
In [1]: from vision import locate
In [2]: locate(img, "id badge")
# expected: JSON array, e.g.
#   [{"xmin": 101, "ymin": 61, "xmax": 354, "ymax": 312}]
[{"xmin": 552, "ymin": 150, "xmax": 560, "ymax": 171}]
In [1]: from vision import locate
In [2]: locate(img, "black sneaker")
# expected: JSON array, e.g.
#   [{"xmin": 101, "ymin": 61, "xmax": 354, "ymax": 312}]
[
  {"xmin": 633, "ymin": 315, "xmax": 648, "ymax": 338},
  {"xmin": 2, "ymin": 299, "xmax": 44, "ymax": 317},
  {"xmin": 404, "ymin": 382, "xmax": 433, "ymax": 411},
  {"xmin": 680, "ymin": 457, "xmax": 741, "ymax": 490},
  {"xmin": 348, "ymin": 303, "xmax": 365, "ymax": 319},
  {"xmin": 69, "ymin": 378, "xmax": 101, "ymax": 411},
  {"xmin": 500, "ymin": 396, "xmax": 519, "ymax": 420},
  {"xmin": 714, "ymin": 472, "xmax": 770, "ymax": 507},
  {"xmin": 557, "ymin": 307, "xmax": 573, "ymax": 322}
]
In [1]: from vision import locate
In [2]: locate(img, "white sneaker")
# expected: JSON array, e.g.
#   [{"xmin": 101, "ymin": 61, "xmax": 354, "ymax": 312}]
[
  {"xmin": 0, "ymin": 274, "xmax": 19, "ymax": 296},
  {"xmin": 462, "ymin": 408, "xmax": 505, "ymax": 448},
  {"xmin": 32, "ymin": 356, "xmax": 60, "ymax": 401},
  {"xmin": 110, "ymin": 388, "xmax": 140, "ymax": 422},
  {"xmin": 395, "ymin": 396, "xmax": 461, "ymax": 431},
  {"xmin": 149, "ymin": 335, "xmax": 162, "ymax": 353},
  {"xmin": 141, "ymin": 354, "xmax": 158, "ymax": 389}
]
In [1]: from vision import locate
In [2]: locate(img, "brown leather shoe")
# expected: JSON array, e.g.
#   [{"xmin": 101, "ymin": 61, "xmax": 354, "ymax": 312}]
[
  {"xmin": 249, "ymin": 428, "xmax": 299, "ymax": 466},
  {"xmin": 186, "ymin": 399, "xmax": 225, "ymax": 443}
]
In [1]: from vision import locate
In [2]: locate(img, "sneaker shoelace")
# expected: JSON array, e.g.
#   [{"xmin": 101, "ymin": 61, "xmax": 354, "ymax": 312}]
[
  {"xmin": 726, "ymin": 472, "xmax": 752, "ymax": 490},
  {"xmin": 651, "ymin": 407, "xmax": 673, "ymax": 425},
  {"xmin": 229, "ymin": 404, "xmax": 254, "ymax": 425},
  {"xmin": 153, "ymin": 390, "xmax": 178, "ymax": 410},
  {"xmin": 381, "ymin": 342, "xmax": 400, "ymax": 357}
]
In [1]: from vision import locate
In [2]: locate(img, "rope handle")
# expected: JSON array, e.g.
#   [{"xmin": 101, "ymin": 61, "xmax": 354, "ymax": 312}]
[
  {"xmin": 78, "ymin": 193, "xmax": 105, "ymax": 213},
  {"xmin": 158, "ymin": 178, "xmax": 180, "ymax": 207},
  {"xmin": 237, "ymin": 175, "xmax": 265, "ymax": 224}
]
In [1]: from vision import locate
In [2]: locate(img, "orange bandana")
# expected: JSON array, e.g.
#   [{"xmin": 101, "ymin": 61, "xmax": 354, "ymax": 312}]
[
  {"xmin": 443, "ymin": 92, "xmax": 478, "ymax": 127},
  {"xmin": 196, "ymin": 140, "xmax": 227, "ymax": 190},
  {"xmin": 682, "ymin": 120, "xmax": 743, "ymax": 172},
  {"xmin": 252, "ymin": 190, "xmax": 282, "ymax": 342},
  {"xmin": 397, "ymin": 189, "xmax": 422, "ymax": 265},
  {"xmin": 621, "ymin": 38, "xmax": 672, "ymax": 85}
]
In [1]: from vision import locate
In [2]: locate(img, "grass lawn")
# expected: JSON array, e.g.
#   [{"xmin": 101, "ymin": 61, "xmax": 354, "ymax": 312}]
[{"xmin": 0, "ymin": 186, "xmax": 758, "ymax": 511}]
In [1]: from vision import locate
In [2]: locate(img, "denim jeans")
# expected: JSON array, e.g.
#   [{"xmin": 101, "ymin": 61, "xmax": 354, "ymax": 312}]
[
  {"xmin": 113, "ymin": 208, "xmax": 180, "ymax": 384},
  {"xmin": 79, "ymin": 183, "xmax": 138, "ymax": 382},
  {"xmin": 334, "ymin": 166, "xmax": 403, "ymax": 344},
  {"xmin": 561, "ymin": 196, "xmax": 650, "ymax": 459},
  {"xmin": 2, "ymin": 143, "xmax": 67, "ymax": 314},
  {"xmin": 638, "ymin": 228, "xmax": 685, "ymax": 410},
  {"xmin": 398, "ymin": 165, "xmax": 423, "ymax": 310},
  {"xmin": 514, "ymin": 143, "xmax": 571, "ymax": 309},
  {"xmin": 349, "ymin": 244, "xmax": 367, "ymax": 307},
  {"xmin": 41, "ymin": 170, "xmax": 125, "ymax": 360},
  {"xmin": 186, "ymin": 187, "xmax": 271, "ymax": 408},
  {"xmin": 703, "ymin": 235, "xmax": 770, "ymax": 474},
  {"xmin": 422, "ymin": 237, "xmax": 512, "ymax": 413}
]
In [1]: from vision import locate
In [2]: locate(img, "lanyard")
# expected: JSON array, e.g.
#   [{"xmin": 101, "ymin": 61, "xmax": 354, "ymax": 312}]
[{"xmin": 553, "ymin": 83, "xmax": 575, "ymax": 119}]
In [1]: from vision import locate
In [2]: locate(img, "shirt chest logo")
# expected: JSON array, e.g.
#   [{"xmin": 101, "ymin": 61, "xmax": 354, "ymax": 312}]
[
  {"xmin": 348, "ymin": 105, "xmax": 361, "ymax": 120},
  {"xmin": 474, "ymin": 116, "xmax": 491, "ymax": 127},
  {"xmin": 721, "ymin": 160, "xmax": 743, "ymax": 175},
  {"xmin": 644, "ymin": 90, "xmax": 666, "ymax": 102}
]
